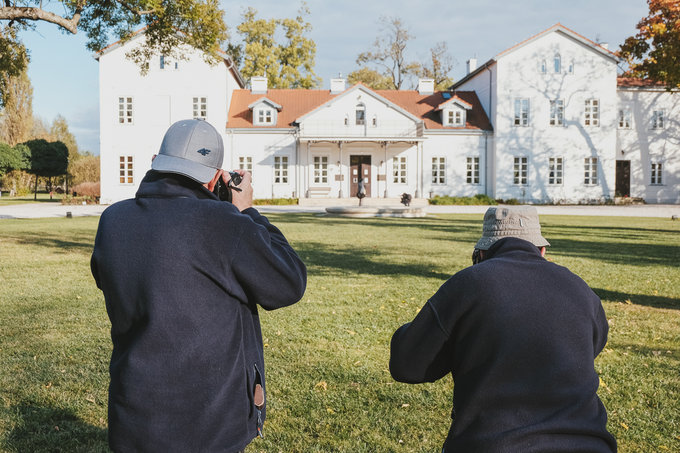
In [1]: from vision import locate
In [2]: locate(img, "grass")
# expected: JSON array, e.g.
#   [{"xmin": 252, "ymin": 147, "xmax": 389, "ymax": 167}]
[
  {"xmin": 0, "ymin": 213, "xmax": 678, "ymax": 452},
  {"xmin": 0, "ymin": 193, "xmax": 63, "ymax": 206}
]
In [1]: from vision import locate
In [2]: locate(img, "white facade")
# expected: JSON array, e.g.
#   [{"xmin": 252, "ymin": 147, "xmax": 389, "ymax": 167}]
[
  {"xmin": 98, "ymin": 25, "xmax": 679, "ymax": 204},
  {"xmin": 97, "ymin": 33, "xmax": 242, "ymax": 204}
]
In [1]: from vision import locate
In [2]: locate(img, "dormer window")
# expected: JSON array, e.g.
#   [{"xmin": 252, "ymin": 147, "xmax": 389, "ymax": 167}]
[
  {"xmin": 257, "ymin": 108, "xmax": 273, "ymax": 124},
  {"xmin": 554, "ymin": 54, "xmax": 561, "ymax": 73},
  {"xmin": 355, "ymin": 104, "xmax": 366, "ymax": 125},
  {"xmin": 444, "ymin": 109, "xmax": 465, "ymax": 127},
  {"xmin": 248, "ymin": 98, "xmax": 281, "ymax": 126}
]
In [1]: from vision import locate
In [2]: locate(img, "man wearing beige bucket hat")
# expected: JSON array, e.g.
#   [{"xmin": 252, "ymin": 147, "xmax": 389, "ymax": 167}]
[{"xmin": 390, "ymin": 205, "xmax": 615, "ymax": 452}]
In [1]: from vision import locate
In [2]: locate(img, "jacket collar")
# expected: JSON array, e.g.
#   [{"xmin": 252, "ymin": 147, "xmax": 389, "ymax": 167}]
[
  {"xmin": 135, "ymin": 170, "xmax": 218, "ymax": 200},
  {"xmin": 484, "ymin": 237, "xmax": 545, "ymax": 260}
]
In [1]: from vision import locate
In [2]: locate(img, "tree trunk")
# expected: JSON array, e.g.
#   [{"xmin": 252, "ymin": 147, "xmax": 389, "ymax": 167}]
[{"xmin": 34, "ymin": 175, "xmax": 38, "ymax": 200}]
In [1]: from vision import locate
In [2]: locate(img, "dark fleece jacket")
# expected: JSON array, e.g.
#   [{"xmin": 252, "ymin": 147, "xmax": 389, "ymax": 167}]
[
  {"xmin": 390, "ymin": 238, "xmax": 616, "ymax": 452},
  {"xmin": 91, "ymin": 171, "xmax": 307, "ymax": 453}
]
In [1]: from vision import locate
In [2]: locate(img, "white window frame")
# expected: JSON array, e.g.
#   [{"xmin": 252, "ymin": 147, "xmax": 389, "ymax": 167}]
[
  {"xmin": 393, "ymin": 156, "xmax": 407, "ymax": 184},
  {"xmin": 355, "ymin": 104, "xmax": 366, "ymax": 126},
  {"xmin": 119, "ymin": 156, "xmax": 133, "ymax": 184},
  {"xmin": 238, "ymin": 156, "xmax": 252, "ymax": 176},
  {"xmin": 652, "ymin": 110, "xmax": 665, "ymax": 129},
  {"xmin": 431, "ymin": 157, "xmax": 446, "ymax": 185},
  {"xmin": 313, "ymin": 155, "xmax": 329, "ymax": 184},
  {"xmin": 466, "ymin": 156, "xmax": 480, "ymax": 184},
  {"xmin": 539, "ymin": 60, "xmax": 547, "ymax": 74},
  {"xmin": 554, "ymin": 54, "xmax": 561, "ymax": 73},
  {"xmin": 650, "ymin": 161, "xmax": 663, "ymax": 185},
  {"xmin": 568, "ymin": 60, "xmax": 574, "ymax": 74},
  {"xmin": 193, "ymin": 97, "xmax": 207, "ymax": 120},
  {"xmin": 118, "ymin": 97, "xmax": 133, "ymax": 124},
  {"xmin": 514, "ymin": 98, "xmax": 530, "ymax": 126},
  {"xmin": 585, "ymin": 99, "xmax": 599, "ymax": 127},
  {"xmin": 548, "ymin": 157, "xmax": 563, "ymax": 185},
  {"xmin": 584, "ymin": 157, "xmax": 598, "ymax": 185},
  {"xmin": 513, "ymin": 156, "xmax": 528, "ymax": 185},
  {"xmin": 618, "ymin": 108, "xmax": 632, "ymax": 129},
  {"xmin": 273, "ymin": 156, "xmax": 289, "ymax": 184},
  {"xmin": 550, "ymin": 99, "xmax": 564, "ymax": 126},
  {"xmin": 255, "ymin": 107, "xmax": 274, "ymax": 125}
]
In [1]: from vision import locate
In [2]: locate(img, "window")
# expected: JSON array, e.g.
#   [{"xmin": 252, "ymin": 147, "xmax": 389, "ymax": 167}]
[
  {"xmin": 568, "ymin": 60, "xmax": 574, "ymax": 74},
  {"xmin": 313, "ymin": 156, "xmax": 328, "ymax": 184},
  {"xmin": 549, "ymin": 157, "xmax": 563, "ymax": 185},
  {"xmin": 372, "ymin": 115, "xmax": 377, "ymax": 127},
  {"xmin": 393, "ymin": 156, "xmax": 407, "ymax": 184},
  {"xmin": 540, "ymin": 60, "xmax": 547, "ymax": 74},
  {"xmin": 652, "ymin": 110, "xmax": 665, "ymax": 129},
  {"xmin": 119, "ymin": 156, "xmax": 133, "ymax": 184},
  {"xmin": 466, "ymin": 157, "xmax": 480, "ymax": 184},
  {"xmin": 238, "ymin": 156, "xmax": 252, "ymax": 176},
  {"xmin": 355, "ymin": 104, "xmax": 365, "ymax": 125},
  {"xmin": 585, "ymin": 99, "xmax": 599, "ymax": 126},
  {"xmin": 118, "ymin": 97, "xmax": 133, "ymax": 124},
  {"xmin": 514, "ymin": 99, "xmax": 530, "ymax": 126},
  {"xmin": 193, "ymin": 97, "xmax": 207, "ymax": 120},
  {"xmin": 554, "ymin": 54, "xmax": 561, "ymax": 73},
  {"xmin": 274, "ymin": 156, "xmax": 288, "ymax": 184},
  {"xmin": 618, "ymin": 108, "xmax": 631, "ymax": 128},
  {"xmin": 584, "ymin": 157, "xmax": 598, "ymax": 185},
  {"xmin": 160, "ymin": 55, "xmax": 166, "ymax": 69},
  {"xmin": 550, "ymin": 99, "xmax": 564, "ymax": 126},
  {"xmin": 257, "ymin": 109, "xmax": 273, "ymax": 124},
  {"xmin": 513, "ymin": 157, "xmax": 528, "ymax": 185},
  {"xmin": 160, "ymin": 55, "xmax": 178, "ymax": 70},
  {"xmin": 651, "ymin": 162, "xmax": 663, "ymax": 185},
  {"xmin": 431, "ymin": 157, "xmax": 446, "ymax": 184},
  {"xmin": 445, "ymin": 109, "xmax": 465, "ymax": 126}
]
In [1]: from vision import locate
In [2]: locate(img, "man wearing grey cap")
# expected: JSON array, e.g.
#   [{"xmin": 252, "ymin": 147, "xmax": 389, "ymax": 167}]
[
  {"xmin": 91, "ymin": 119, "xmax": 307, "ymax": 452},
  {"xmin": 389, "ymin": 205, "xmax": 616, "ymax": 452}
]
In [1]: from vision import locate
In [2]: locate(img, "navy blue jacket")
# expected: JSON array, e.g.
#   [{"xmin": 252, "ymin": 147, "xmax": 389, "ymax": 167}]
[
  {"xmin": 91, "ymin": 171, "xmax": 306, "ymax": 452},
  {"xmin": 390, "ymin": 238, "xmax": 616, "ymax": 452}
]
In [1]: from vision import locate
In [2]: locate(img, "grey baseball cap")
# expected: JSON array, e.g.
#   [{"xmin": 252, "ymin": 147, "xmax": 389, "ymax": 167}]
[
  {"xmin": 152, "ymin": 119, "xmax": 224, "ymax": 183},
  {"xmin": 475, "ymin": 205, "xmax": 550, "ymax": 250}
]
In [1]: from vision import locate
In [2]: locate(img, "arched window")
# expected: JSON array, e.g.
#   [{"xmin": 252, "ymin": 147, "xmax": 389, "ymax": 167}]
[
  {"xmin": 568, "ymin": 60, "xmax": 574, "ymax": 74},
  {"xmin": 554, "ymin": 54, "xmax": 561, "ymax": 73},
  {"xmin": 355, "ymin": 104, "xmax": 366, "ymax": 126},
  {"xmin": 540, "ymin": 60, "xmax": 547, "ymax": 74}
]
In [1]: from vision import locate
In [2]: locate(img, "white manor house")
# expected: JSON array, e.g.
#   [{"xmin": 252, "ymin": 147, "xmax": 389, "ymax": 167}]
[{"xmin": 97, "ymin": 24, "xmax": 679, "ymax": 205}]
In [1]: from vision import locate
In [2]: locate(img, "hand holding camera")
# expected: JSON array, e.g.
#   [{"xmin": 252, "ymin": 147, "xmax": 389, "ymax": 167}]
[{"xmin": 213, "ymin": 169, "xmax": 252, "ymax": 211}]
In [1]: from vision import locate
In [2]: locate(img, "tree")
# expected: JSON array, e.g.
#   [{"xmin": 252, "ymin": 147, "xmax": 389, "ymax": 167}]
[
  {"xmin": 0, "ymin": 142, "xmax": 29, "ymax": 176},
  {"xmin": 347, "ymin": 67, "xmax": 394, "ymax": 90},
  {"xmin": 0, "ymin": 0, "xmax": 228, "ymax": 80},
  {"xmin": 234, "ymin": 3, "xmax": 319, "ymax": 89},
  {"xmin": 355, "ymin": 16, "xmax": 420, "ymax": 90},
  {"xmin": 69, "ymin": 153, "xmax": 100, "ymax": 185},
  {"xmin": 23, "ymin": 138, "xmax": 68, "ymax": 199},
  {"xmin": 0, "ymin": 62, "xmax": 33, "ymax": 145},
  {"xmin": 417, "ymin": 41, "xmax": 455, "ymax": 90},
  {"xmin": 619, "ymin": 0, "xmax": 680, "ymax": 87},
  {"xmin": 50, "ymin": 115, "xmax": 79, "ymax": 158}
]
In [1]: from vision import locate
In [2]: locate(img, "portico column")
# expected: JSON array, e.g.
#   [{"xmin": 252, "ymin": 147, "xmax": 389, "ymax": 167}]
[
  {"xmin": 415, "ymin": 141, "xmax": 422, "ymax": 198},
  {"xmin": 383, "ymin": 142, "xmax": 388, "ymax": 198},
  {"xmin": 338, "ymin": 141, "xmax": 344, "ymax": 198},
  {"xmin": 306, "ymin": 141, "xmax": 311, "ymax": 198}
]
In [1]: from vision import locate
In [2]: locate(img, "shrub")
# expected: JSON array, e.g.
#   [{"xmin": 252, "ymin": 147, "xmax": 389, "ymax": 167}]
[
  {"xmin": 71, "ymin": 182, "xmax": 100, "ymax": 198},
  {"xmin": 429, "ymin": 194, "xmax": 498, "ymax": 205},
  {"xmin": 253, "ymin": 198, "xmax": 299, "ymax": 205}
]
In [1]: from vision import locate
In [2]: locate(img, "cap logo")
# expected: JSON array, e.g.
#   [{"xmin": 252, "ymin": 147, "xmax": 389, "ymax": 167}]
[{"xmin": 197, "ymin": 148, "xmax": 211, "ymax": 156}]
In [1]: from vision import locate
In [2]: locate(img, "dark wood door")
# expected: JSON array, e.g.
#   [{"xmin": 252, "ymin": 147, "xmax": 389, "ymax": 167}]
[
  {"xmin": 615, "ymin": 160, "xmax": 630, "ymax": 197},
  {"xmin": 350, "ymin": 155, "xmax": 371, "ymax": 198}
]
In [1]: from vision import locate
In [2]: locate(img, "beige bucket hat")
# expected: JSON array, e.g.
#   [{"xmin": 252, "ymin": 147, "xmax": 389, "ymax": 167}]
[{"xmin": 475, "ymin": 205, "xmax": 550, "ymax": 250}]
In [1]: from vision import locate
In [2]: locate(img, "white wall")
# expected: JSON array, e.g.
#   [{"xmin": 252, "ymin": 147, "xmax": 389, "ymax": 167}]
[
  {"xmin": 99, "ymin": 35, "xmax": 236, "ymax": 204},
  {"xmin": 617, "ymin": 88, "xmax": 680, "ymax": 203},
  {"xmin": 492, "ymin": 30, "xmax": 618, "ymax": 203}
]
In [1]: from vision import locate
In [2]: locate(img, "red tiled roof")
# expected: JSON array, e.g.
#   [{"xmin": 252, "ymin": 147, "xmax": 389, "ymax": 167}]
[
  {"xmin": 227, "ymin": 88, "xmax": 492, "ymax": 131},
  {"xmin": 617, "ymin": 76, "xmax": 666, "ymax": 88}
]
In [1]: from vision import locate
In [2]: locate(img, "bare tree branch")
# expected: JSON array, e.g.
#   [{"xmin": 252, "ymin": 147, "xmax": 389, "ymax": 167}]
[{"xmin": 0, "ymin": 6, "xmax": 81, "ymax": 33}]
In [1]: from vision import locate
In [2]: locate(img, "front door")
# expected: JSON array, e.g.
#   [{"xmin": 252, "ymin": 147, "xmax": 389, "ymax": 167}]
[
  {"xmin": 350, "ymin": 155, "xmax": 371, "ymax": 198},
  {"xmin": 615, "ymin": 160, "xmax": 631, "ymax": 197}
]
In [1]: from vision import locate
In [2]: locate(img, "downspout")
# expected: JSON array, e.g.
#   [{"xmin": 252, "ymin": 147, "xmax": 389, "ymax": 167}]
[
  {"xmin": 486, "ymin": 65, "xmax": 493, "ymax": 198},
  {"xmin": 294, "ymin": 129, "xmax": 299, "ymax": 199}
]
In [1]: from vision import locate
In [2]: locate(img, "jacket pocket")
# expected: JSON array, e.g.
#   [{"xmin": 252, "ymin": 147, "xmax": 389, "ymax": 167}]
[{"xmin": 253, "ymin": 363, "xmax": 265, "ymax": 437}]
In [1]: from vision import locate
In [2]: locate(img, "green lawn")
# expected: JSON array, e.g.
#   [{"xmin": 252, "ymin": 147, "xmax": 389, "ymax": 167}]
[
  {"xmin": 0, "ymin": 193, "xmax": 63, "ymax": 206},
  {"xmin": 0, "ymin": 213, "xmax": 678, "ymax": 452}
]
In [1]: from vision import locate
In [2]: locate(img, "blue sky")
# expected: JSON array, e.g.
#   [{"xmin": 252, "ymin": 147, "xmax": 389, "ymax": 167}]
[{"xmin": 18, "ymin": 0, "xmax": 648, "ymax": 155}]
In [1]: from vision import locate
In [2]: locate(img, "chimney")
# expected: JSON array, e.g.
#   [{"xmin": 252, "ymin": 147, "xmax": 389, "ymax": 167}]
[
  {"xmin": 418, "ymin": 78, "xmax": 435, "ymax": 95},
  {"xmin": 330, "ymin": 77, "xmax": 346, "ymax": 94},
  {"xmin": 250, "ymin": 76, "xmax": 267, "ymax": 94},
  {"xmin": 466, "ymin": 58, "xmax": 478, "ymax": 75}
]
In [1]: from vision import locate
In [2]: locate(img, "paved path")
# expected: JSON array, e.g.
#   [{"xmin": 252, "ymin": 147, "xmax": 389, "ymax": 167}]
[{"xmin": 0, "ymin": 202, "xmax": 678, "ymax": 219}]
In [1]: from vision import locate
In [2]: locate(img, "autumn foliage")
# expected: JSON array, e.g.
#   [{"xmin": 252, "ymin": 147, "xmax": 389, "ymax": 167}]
[{"xmin": 620, "ymin": 0, "xmax": 680, "ymax": 88}]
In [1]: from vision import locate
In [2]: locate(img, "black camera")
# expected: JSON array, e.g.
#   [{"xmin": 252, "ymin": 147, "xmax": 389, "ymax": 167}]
[{"xmin": 214, "ymin": 171, "xmax": 243, "ymax": 202}]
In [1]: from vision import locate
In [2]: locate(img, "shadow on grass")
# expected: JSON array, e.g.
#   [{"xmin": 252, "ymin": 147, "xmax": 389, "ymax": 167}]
[
  {"xmin": 3, "ymin": 402, "xmax": 107, "ymax": 453},
  {"xmin": 594, "ymin": 288, "xmax": 680, "ymax": 310},
  {"xmin": 549, "ymin": 238, "xmax": 678, "ymax": 267},
  {"xmin": 6, "ymin": 232, "xmax": 95, "ymax": 255},
  {"xmin": 297, "ymin": 241, "xmax": 452, "ymax": 280}
]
